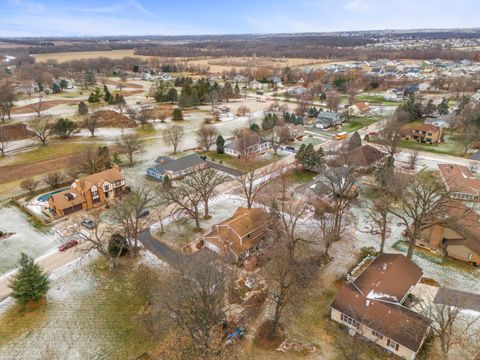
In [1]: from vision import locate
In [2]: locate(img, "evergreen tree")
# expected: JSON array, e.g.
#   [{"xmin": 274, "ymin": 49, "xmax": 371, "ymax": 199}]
[
  {"xmin": 52, "ymin": 82, "xmax": 61, "ymax": 94},
  {"xmin": 163, "ymin": 175, "xmax": 172, "ymax": 190},
  {"xmin": 166, "ymin": 88, "xmax": 178, "ymax": 104},
  {"xmin": 216, "ymin": 135, "xmax": 225, "ymax": 154},
  {"xmin": 78, "ymin": 101, "xmax": 88, "ymax": 116},
  {"xmin": 438, "ymin": 97, "xmax": 450, "ymax": 115},
  {"xmin": 88, "ymin": 87, "xmax": 102, "ymax": 103},
  {"xmin": 250, "ymin": 123, "xmax": 260, "ymax": 132},
  {"xmin": 172, "ymin": 108, "xmax": 183, "ymax": 121},
  {"xmin": 295, "ymin": 143, "xmax": 324, "ymax": 172},
  {"xmin": 103, "ymin": 85, "xmax": 111, "ymax": 103},
  {"xmin": 9, "ymin": 252, "xmax": 50, "ymax": 305}
]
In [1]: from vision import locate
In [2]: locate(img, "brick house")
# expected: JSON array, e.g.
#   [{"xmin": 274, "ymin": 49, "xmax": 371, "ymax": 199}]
[
  {"xmin": 418, "ymin": 201, "xmax": 480, "ymax": 266},
  {"xmin": 330, "ymin": 254, "xmax": 431, "ymax": 359},
  {"xmin": 202, "ymin": 207, "xmax": 270, "ymax": 261},
  {"xmin": 48, "ymin": 165, "xmax": 126, "ymax": 216}
]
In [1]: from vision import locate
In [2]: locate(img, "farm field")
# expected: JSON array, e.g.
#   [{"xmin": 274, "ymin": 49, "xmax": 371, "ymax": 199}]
[{"xmin": 34, "ymin": 49, "xmax": 150, "ymax": 63}]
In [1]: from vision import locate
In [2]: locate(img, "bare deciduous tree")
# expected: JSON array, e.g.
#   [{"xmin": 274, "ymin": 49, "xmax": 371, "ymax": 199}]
[
  {"xmin": 0, "ymin": 126, "xmax": 10, "ymax": 156},
  {"xmin": 196, "ymin": 123, "xmax": 218, "ymax": 151},
  {"xmin": 235, "ymin": 166, "xmax": 277, "ymax": 209},
  {"xmin": 182, "ymin": 169, "xmax": 229, "ymax": 219},
  {"xmin": 0, "ymin": 80, "xmax": 15, "ymax": 122},
  {"xmin": 32, "ymin": 94, "xmax": 45, "ymax": 117},
  {"xmin": 42, "ymin": 171, "xmax": 66, "ymax": 188},
  {"xmin": 20, "ymin": 177, "xmax": 40, "ymax": 195},
  {"xmin": 388, "ymin": 172, "xmax": 452, "ymax": 259},
  {"xmin": 163, "ymin": 179, "xmax": 203, "ymax": 231},
  {"xmin": 84, "ymin": 114, "xmax": 98, "ymax": 137},
  {"xmin": 109, "ymin": 186, "xmax": 156, "ymax": 251},
  {"xmin": 30, "ymin": 117, "xmax": 53, "ymax": 145},
  {"xmin": 407, "ymin": 150, "xmax": 420, "ymax": 170},
  {"xmin": 236, "ymin": 105, "xmax": 250, "ymax": 116},
  {"xmin": 116, "ymin": 133, "xmax": 144, "ymax": 165},
  {"xmin": 164, "ymin": 251, "xmax": 229, "ymax": 358},
  {"xmin": 163, "ymin": 124, "xmax": 184, "ymax": 154}
]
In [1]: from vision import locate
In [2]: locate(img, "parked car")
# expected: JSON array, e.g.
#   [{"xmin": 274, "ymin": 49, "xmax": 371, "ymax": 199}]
[
  {"xmin": 81, "ymin": 219, "xmax": 96, "ymax": 229},
  {"xmin": 137, "ymin": 209, "xmax": 150, "ymax": 219},
  {"xmin": 58, "ymin": 239, "xmax": 79, "ymax": 252}
]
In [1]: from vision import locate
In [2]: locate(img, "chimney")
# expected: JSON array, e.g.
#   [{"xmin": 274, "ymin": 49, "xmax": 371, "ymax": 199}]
[{"xmin": 366, "ymin": 300, "xmax": 370, "ymax": 307}]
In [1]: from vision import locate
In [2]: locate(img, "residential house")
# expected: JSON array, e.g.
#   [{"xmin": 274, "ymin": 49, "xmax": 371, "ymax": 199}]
[
  {"xmin": 224, "ymin": 132, "xmax": 271, "ymax": 157},
  {"xmin": 146, "ymin": 154, "xmax": 208, "ymax": 182},
  {"xmin": 351, "ymin": 102, "xmax": 371, "ymax": 115},
  {"xmin": 202, "ymin": 207, "xmax": 270, "ymax": 261},
  {"xmin": 331, "ymin": 253, "xmax": 431, "ymax": 359},
  {"xmin": 402, "ymin": 124, "xmax": 443, "ymax": 144},
  {"xmin": 418, "ymin": 201, "xmax": 480, "ymax": 265},
  {"xmin": 438, "ymin": 164, "xmax": 480, "ymax": 201},
  {"xmin": 249, "ymin": 80, "xmax": 268, "ymax": 90},
  {"xmin": 424, "ymin": 115, "xmax": 452, "ymax": 128},
  {"xmin": 315, "ymin": 111, "xmax": 344, "ymax": 129},
  {"xmin": 48, "ymin": 165, "xmax": 126, "ymax": 217},
  {"xmin": 348, "ymin": 144, "xmax": 386, "ymax": 168}
]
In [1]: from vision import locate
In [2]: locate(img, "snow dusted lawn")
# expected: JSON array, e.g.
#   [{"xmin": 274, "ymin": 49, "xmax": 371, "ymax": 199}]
[
  {"xmin": 151, "ymin": 194, "xmax": 247, "ymax": 249},
  {"xmin": 351, "ymin": 205, "xmax": 480, "ymax": 295},
  {"xmin": 0, "ymin": 207, "xmax": 60, "ymax": 275},
  {"xmin": 0, "ymin": 250, "xmax": 167, "ymax": 360}
]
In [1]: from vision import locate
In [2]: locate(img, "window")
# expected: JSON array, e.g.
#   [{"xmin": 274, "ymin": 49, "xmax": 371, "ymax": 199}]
[
  {"xmin": 340, "ymin": 313, "xmax": 360, "ymax": 328},
  {"xmin": 114, "ymin": 180, "xmax": 122, "ymax": 187},
  {"xmin": 387, "ymin": 339, "xmax": 400, "ymax": 351},
  {"xmin": 92, "ymin": 190, "xmax": 99, "ymax": 198},
  {"xmin": 372, "ymin": 330, "xmax": 384, "ymax": 339}
]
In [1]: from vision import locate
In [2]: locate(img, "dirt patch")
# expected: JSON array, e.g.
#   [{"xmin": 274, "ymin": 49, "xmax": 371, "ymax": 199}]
[
  {"xmin": 253, "ymin": 320, "xmax": 286, "ymax": 351},
  {"xmin": 89, "ymin": 110, "xmax": 137, "ymax": 128},
  {"xmin": 105, "ymin": 79, "xmax": 144, "ymax": 90},
  {"xmin": 0, "ymin": 123, "xmax": 33, "ymax": 140},
  {"xmin": 12, "ymin": 100, "xmax": 78, "ymax": 115},
  {"xmin": 123, "ymin": 89, "xmax": 145, "ymax": 97}
]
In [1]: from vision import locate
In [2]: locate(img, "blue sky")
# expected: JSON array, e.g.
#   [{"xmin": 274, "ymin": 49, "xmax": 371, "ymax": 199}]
[{"xmin": 0, "ymin": 0, "xmax": 478, "ymax": 37}]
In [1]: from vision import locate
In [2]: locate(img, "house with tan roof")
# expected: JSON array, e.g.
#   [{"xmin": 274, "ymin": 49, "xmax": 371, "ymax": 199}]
[
  {"xmin": 418, "ymin": 200, "xmax": 480, "ymax": 265},
  {"xmin": 48, "ymin": 165, "xmax": 126, "ymax": 217},
  {"xmin": 348, "ymin": 144, "xmax": 386, "ymax": 168},
  {"xmin": 224, "ymin": 132, "xmax": 271, "ymax": 158},
  {"xmin": 330, "ymin": 253, "xmax": 430, "ymax": 359},
  {"xmin": 402, "ymin": 124, "xmax": 443, "ymax": 144},
  {"xmin": 438, "ymin": 164, "xmax": 480, "ymax": 202},
  {"xmin": 202, "ymin": 207, "xmax": 270, "ymax": 261}
]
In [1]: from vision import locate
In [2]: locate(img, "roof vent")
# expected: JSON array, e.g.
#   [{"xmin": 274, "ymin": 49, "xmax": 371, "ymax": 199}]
[
  {"xmin": 382, "ymin": 263, "xmax": 388, "ymax": 271},
  {"xmin": 366, "ymin": 300, "xmax": 370, "ymax": 307}
]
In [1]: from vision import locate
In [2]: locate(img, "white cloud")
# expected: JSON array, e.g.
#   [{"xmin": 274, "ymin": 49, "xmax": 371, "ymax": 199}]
[
  {"xmin": 344, "ymin": 0, "xmax": 371, "ymax": 11},
  {"xmin": 8, "ymin": 0, "xmax": 45, "ymax": 13}
]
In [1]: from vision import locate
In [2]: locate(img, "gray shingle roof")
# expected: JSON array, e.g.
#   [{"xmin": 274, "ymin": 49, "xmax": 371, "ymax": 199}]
[{"xmin": 148, "ymin": 154, "xmax": 205, "ymax": 175}]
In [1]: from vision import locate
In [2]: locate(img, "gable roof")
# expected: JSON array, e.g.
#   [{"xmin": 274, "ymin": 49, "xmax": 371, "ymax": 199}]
[
  {"xmin": 440, "ymin": 201, "xmax": 480, "ymax": 255},
  {"xmin": 149, "ymin": 154, "xmax": 206, "ymax": 175},
  {"xmin": 203, "ymin": 207, "xmax": 270, "ymax": 257},
  {"xmin": 469, "ymin": 150, "xmax": 480, "ymax": 161},
  {"xmin": 225, "ymin": 132, "xmax": 262, "ymax": 152},
  {"xmin": 438, "ymin": 164, "xmax": 480, "ymax": 197},
  {"xmin": 50, "ymin": 189, "xmax": 85, "ymax": 210},
  {"xmin": 78, "ymin": 166, "xmax": 124, "ymax": 192},
  {"xmin": 331, "ymin": 254, "xmax": 429, "ymax": 352},
  {"xmin": 348, "ymin": 145, "xmax": 386, "ymax": 167}
]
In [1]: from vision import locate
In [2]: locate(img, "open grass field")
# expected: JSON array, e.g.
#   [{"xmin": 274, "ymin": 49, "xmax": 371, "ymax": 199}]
[{"xmin": 34, "ymin": 49, "xmax": 150, "ymax": 63}]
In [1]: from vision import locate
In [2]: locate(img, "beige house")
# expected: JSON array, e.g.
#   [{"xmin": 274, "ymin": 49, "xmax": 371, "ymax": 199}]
[
  {"xmin": 402, "ymin": 124, "xmax": 443, "ymax": 144},
  {"xmin": 48, "ymin": 165, "xmax": 126, "ymax": 217},
  {"xmin": 418, "ymin": 201, "xmax": 480, "ymax": 265},
  {"xmin": 202, "ymin": 207, "xmax": 270, "ymax": 261},
  {"xmin": 331, "ymin": 254, "xmax": 430, "ymax": 359}
]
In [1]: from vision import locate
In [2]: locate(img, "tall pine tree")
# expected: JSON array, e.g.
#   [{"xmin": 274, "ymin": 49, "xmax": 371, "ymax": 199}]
[{"xmin": 9, "ymin": 252, "xmax": 50, "ymax": 305}]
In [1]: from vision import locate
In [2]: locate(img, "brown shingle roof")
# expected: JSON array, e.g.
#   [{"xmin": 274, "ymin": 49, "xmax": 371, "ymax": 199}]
[
  {"xmin": 203, "ymin": 207, "xmax": 269, "ymax": 257},
  {"xmin": 438, "ymin": 164, "xmax": 480, "ymax": 196},
  {"xmin": 348, "ymin": 145, "xmax": 386, "ymax": 167},
  {"xmin": 331, "ymin": 254, "xmax": 430, "ymax": 352},
  {"xmin": 49, "ymin": 189, "xmax": 85, "ymax": 211},
  {"xmin": 78, "ymin": 166, "xmax": 124, "ymax": 193}
]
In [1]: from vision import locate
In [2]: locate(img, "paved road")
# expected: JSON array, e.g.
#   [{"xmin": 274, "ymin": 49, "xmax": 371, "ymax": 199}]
[{"xmin": 138, "ymin": 228, "xmax": 186, "ymax": 268}]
